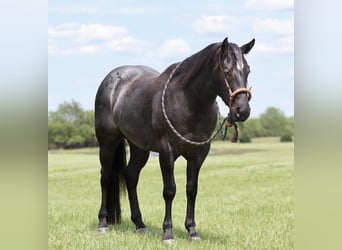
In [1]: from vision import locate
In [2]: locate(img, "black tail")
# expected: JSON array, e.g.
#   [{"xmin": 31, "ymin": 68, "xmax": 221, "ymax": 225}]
[{"xmin": 111, "ymin": 139, "xmax": 127, "ymax": 224}]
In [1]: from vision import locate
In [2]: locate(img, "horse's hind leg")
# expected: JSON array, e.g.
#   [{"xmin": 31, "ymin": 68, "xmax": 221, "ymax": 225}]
[
  {"xmin": 125, "ymin": 142, "xmax": 149, "ymax": 231},
  {"xmin": 97, "ymin": 134, "xmax": 125, "ymax": 232}
]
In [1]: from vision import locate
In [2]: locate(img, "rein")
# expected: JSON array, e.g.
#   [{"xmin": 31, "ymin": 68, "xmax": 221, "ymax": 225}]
[
  {"xmin": 161, "ymin": 63, "xmax": 238, "ymax": 145},
  {"xmin": 161, "ymin": 63, "xmax": 219, "ymax": 146}
]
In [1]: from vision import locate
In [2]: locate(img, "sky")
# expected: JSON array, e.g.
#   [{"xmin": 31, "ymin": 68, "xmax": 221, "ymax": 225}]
[{"xmin": 48, "ymin": 0, "xmax": 293, "ymax": 118}]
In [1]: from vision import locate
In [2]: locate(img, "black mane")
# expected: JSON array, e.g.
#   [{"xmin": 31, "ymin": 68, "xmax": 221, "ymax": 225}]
[{"xmin": 160, "ymin": 42, "xmax": 221, "ymax": 87}]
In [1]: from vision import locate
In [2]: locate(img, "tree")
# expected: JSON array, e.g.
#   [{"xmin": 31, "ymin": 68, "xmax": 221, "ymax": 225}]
[
  {"xmin": 259, "ymin": 107, "xmax": 288, "ymax": 137},
  {"xmin": 237, "ymin": 122, "xmax": 252, "ymax": 143},
  {"xmin": 49, "ymin": 99, "xmax": 85, "ymax": 125},
  {"xmin": 280, "ymin": 133, "xmax": 293, "ymax": 142},
  {"xmin": 244, "ymin": 118, "xmax": 265, "ymax": 137},
  {"xmin": 48, "ymin": 100, "xmax": 97, "ymax": 149},
  {"xmin": 48, "ymin": 121, "xmax": 77, "ymax": 148}
]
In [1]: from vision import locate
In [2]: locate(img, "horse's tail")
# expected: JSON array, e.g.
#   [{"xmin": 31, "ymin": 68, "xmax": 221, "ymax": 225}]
[{"xmin": 111, "ymin": 139, "xmax": 127, "ymax": 224}]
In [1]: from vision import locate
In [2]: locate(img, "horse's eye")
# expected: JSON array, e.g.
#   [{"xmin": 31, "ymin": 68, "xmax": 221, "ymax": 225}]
[{"xmin": 224, "ymin": 70, "xmax": 231, "ymax": 77}]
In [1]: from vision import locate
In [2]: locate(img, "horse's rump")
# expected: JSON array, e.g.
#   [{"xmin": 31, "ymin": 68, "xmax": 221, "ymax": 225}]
[{"xmin": 95, "ymin": 65, "xmax": 160, "ymax": 149}]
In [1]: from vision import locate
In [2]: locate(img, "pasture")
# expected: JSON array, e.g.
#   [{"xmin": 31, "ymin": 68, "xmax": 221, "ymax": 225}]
[{"xmin": 48, "ymin": 138, "xmax": 293, "ymax": 249}]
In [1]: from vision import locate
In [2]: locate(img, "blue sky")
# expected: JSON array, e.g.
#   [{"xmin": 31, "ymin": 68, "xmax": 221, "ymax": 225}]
[{"xmin": 48, "ymin": 0, "xmax": 293, "ymax": 118}]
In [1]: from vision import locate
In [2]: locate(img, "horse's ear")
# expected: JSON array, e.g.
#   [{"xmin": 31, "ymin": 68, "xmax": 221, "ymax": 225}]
[
  {"xmin": 241, "ymin": 38, "xmax": 255, "ymax": 54},
  {"xmin": 221, "ymin": 37, "xmax": 229, "ymax": 54}
]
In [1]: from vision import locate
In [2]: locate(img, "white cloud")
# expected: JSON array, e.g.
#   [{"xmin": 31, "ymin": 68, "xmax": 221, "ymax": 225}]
[
  {"xmin": 254, "ymin": 35, "xmax": 293, "ymax": 54},
  {"xmin": 252, "ymin": 17, "xmax": 293, "ymax": 55},
  {"xmin": 193, "ymin": 14, "xmax": 244, "ymax": 35},
  {"xmin": 158, "ymin": 39, "xmax": 191, "ymax": 59},
  {"xmin": 245, "ymin": 0, "xmax": 293, "ymax": 10},
  {"xmin": 104, "ymin": 37, "xmax": 143, "ymax": 52},
  {"xmin": 48, "ymin": 23, "xmax": 144, "ymax": 56},
  {"xmin": 278, "ymin": 35, "xmax": 294, "ymax": 52},
  {"xmin": 49, "ymin": 23, "xmax": 126, "ymax": 41},
  {"xmin": 50, "ymin": 5, "xmax": 161, "ymax": 15},
  {"xmin": 253, "ymin": 17, "xmax": 293, "ymax": 36}
]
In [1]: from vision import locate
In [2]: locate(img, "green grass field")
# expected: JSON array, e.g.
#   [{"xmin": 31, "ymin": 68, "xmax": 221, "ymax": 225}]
[{"xmin": 48, "ymin": 138, "xmax": 294, "ymax": 249}]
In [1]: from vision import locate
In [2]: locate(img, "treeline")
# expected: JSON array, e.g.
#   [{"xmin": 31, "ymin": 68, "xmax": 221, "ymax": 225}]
[
  {"xmin": 48, "ymin": 100, "xmax": 97, "ymax": 149},
  {"xmin": 229, "ymin": 107, "xmax": 294, "ymax": 142},
  {"xmin": 48, "ymin": 100, "xmax": 294, "ymax": 149}
]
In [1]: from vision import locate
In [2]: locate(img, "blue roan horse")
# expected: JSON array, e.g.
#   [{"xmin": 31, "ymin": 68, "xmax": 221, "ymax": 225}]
[{"xmin": 94, "ymin": 37, "xmax": 255, "ymax": 242}]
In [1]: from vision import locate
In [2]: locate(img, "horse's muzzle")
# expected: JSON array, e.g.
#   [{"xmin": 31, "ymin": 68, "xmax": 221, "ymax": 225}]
[{"xmin": 230, "ymin": 94, "xmax": 251, "ymax": 122}]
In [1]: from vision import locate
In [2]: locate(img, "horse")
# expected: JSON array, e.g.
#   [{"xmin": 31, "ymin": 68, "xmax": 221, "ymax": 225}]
[{"xmin": 94, "ymin": 37, "xmax": 255, "ymax": 242}]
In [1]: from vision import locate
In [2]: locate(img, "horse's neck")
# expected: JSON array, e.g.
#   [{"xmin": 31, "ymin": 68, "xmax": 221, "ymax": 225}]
[
  {"xmin": 182, "ymin": 67, "xmax": 217, "ymax": 111},
  {"xmin": 163, "ymin": 46, "xmax": 219, "ymax": 115}
]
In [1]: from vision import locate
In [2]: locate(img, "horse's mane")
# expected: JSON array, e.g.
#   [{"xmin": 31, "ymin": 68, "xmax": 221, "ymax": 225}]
[{"xmin": 160, "ymin": 42, "xmax": 221, "ymax": 87}]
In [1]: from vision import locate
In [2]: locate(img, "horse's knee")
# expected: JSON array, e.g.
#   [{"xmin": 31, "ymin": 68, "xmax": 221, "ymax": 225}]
[
  {"xmin": 186, "ymin": 184, "xmax": 197, "ymax": 200},
  {"xmin": 163, "ymin": 186, "xmax": 176, "ymax": 201}
]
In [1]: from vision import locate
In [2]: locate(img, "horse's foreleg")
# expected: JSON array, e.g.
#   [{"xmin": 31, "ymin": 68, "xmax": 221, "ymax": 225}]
[
  {"xmin": 125, "ymin": 144, "xmax": 149, "ymax": 231},
  {"xmin": 159, "ymin": 146, "xmax": 176, "ymax": 243},
  {"xmin": 184, "ymin": 149, "xmax": 209, "ymax": 241},
  {"xmin": 185, "ymin": 161, "xmax": 202, "ymax": 240}
]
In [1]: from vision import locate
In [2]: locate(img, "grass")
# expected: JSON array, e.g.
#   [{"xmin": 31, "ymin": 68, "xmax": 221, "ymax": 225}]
[{"xmin": 48, "ymin": 137, "xmax": 294, "ymax": 249}]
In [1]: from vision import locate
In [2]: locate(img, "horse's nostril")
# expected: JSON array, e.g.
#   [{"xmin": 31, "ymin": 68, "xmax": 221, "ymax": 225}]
[
  {"xmin": 234, "ymin": 106, "xmax": 250, "ymax": 121},
  {"xmin": 236, "ymin": 107, "xmax": 241, "ymax": 118}
]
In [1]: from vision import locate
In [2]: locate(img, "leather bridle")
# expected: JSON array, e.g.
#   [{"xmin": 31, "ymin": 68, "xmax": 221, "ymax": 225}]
[{"xmin": 219, "ymin": 55, "xmax": 252, "ymax": 108}]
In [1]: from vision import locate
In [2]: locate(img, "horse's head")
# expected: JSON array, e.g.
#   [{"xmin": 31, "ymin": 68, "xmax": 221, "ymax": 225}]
[{"xmin": 216, "ymin": 37, "xmax": 255, "ymax": 122}]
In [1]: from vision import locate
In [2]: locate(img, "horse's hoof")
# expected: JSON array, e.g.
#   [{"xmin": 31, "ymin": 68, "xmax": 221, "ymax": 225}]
[
  {"xmin": 97, "ymin": 227, "xmax": 108, "ymax": 233},
  {"xmin": 189, "ymin": 235, "xmax": 201, "ymax": 241},
  {"xmin": 163, "ymin": 238, "xmax": 176, "ymax": 244},
  {"xmin": 136, "ymin": 227, "xmax": 148, "ymax": 233}
]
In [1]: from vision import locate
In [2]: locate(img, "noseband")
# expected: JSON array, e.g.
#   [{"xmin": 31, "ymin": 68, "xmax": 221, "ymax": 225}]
[{"xmin": 224, "ymin": 79, "xmax": 252, "ymax": 108}]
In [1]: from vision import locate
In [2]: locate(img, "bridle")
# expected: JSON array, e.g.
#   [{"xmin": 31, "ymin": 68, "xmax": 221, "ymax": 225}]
[
  {"xmin": 218, "ymin": 54, "xmax": 252, "ymax": 108},
  {"xmin": 226, "ymin": 83, "xmax": 252, "ymax": 109},
  {"xmin": 217, "ymin": 52, "xmax": 253, "ymax": 142}
]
